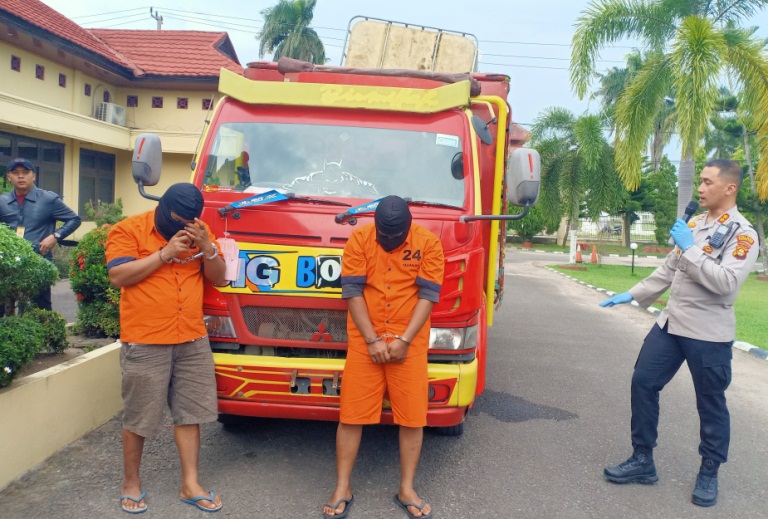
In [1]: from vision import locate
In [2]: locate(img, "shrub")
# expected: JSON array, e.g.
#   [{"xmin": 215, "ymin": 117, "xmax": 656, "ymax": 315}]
[
  {"xmin": 507, "ymin": 204, "xmax": 549, "ymax": 242},
  {"xmin": 0, "ymin": 316, "xmax": 45, "ymax": 387},
  {"xmin": 85, "ymin": 198, "xmax": 124, "ymax": 226},
  {"xmin": 0, "ymin": 225, "xmax": 58, "ymax": 315},
  {"xmin": 69, "ymin": 224, "xmax": 121, "ymax": 338},
  {"xmin": 22, "ymin": 308, "xmax": 68, "ymax": 354},
  {"xmin": 72, "ymin": 291, "xmax": 120, "ymax": 338}
]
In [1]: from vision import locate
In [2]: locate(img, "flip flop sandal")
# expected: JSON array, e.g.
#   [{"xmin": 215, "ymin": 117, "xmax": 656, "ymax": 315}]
[
  {"xmin": 322, "ymin": 494, "xmax": 355, "ymax": 518},
  {"xmin": 180, "ymin": 491, "xmax": 223, "ymax": 512},
  {"xmin": 394, "ymin": 494, "xmax": 433, "ymax": 519},
  {"xmin": 119, "ymin": 491, "xmax": 147, "ymax": 514}
]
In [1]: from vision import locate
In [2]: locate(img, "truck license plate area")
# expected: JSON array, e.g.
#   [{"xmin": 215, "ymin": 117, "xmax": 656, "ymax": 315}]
[
  {"xmin": 289, "ymin": 369, "xmax": 311, "ymax": 394},
  {"xmin": 322, "ymin": 373, "xmax": 341, "ymax": 396}
]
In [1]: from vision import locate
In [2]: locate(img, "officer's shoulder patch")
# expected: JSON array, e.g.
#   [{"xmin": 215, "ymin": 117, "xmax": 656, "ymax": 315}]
[
  {"xmin": 736, "ymin": 234, "xmax": 755, "ymax": 247},
  {"xmin": 733, "ymin": 246, "xmax": 749, "ymax": 260}
]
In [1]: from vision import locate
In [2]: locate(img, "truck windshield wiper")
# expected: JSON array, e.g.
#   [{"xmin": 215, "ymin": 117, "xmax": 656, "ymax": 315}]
[
  {"xmin": 284, "ymin": 193, "xmax": 351, "ymax": 207},
  {"xmin": 218, "ymin": 190, "xmax": 350, "ymax": 216},
  {"xmin": 335, "ymin": 198, "xmax": 463, "ymax": 224},
  {"xmin": 404, "ymin": 199, "xmax": 464, "ymax": 210}
]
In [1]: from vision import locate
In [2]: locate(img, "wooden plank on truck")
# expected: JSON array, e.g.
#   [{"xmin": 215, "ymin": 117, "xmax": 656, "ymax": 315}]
[{"xmin": 343, "ymin": 17, "xmax": 478, "ymax": 73}]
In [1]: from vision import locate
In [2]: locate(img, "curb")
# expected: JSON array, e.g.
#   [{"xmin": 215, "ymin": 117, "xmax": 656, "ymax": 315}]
[
  {"xmin": 547, "ymin": 267, "xmax": 767, "ymax": 363},
  {"xmin": 510, "ymin": 247, "xmax": 662, "ymax": 259}
]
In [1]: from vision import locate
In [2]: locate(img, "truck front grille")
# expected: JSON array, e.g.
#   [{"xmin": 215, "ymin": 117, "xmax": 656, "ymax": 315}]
[{"xmin": 241, "ymin": 306, "xmax": 348, "ymax": 344}]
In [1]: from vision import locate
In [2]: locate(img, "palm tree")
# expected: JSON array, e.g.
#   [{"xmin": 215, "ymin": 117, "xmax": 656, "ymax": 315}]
[
  {"xmin": 531, "ymin": 107, "xmax": 627, "ymax": 245},
  {"xmin": 592, "ymin": 50, "xmax": 676, "ymax": 172},
  {"xmin": 571, "ymin": 0, "xmax": 768, "ymax": 213},
  {"xmin": 591, "ymin": 50, "xmax": 644, "ymax": 136},
  {"xmin": 712, "ymin": 89, "xmax": 768, "ymax": 274},
  {"xmin": 258, "ymin": 0, "xmax": 326, "ymax": 64}
]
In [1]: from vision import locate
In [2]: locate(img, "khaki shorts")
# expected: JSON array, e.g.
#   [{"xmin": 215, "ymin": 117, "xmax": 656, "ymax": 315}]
[{"xmin": 120, "ymin": 336, "xmax": 218, "ymax": 437}]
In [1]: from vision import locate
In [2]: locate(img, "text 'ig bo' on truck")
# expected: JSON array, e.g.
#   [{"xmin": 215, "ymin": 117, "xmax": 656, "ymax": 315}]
[{"xmin": 130, "ymin": 17, "xmax": 541, "ymax": 436}]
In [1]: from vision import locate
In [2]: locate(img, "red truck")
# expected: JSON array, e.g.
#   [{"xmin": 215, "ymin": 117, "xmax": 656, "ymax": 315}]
[{"xmin": 131, "ymin": 18, "xmax": 540, "ymax": 435}]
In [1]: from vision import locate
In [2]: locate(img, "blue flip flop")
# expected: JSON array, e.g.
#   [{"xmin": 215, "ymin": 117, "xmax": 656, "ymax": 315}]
[
  {"xmin": 394, "ymin": 494, "xmax": 432, "ymax": 519},
  {"xmin": 180, "ymin": 491, "xmax": 223, "ymax": 513},
  {"xmin": 119, "ymin": 491, "xmax": 147, "ymax": 514}
]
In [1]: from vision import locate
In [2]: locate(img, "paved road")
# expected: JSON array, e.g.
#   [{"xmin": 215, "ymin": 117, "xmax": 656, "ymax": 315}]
[{"xmin": 2, "ymin": 252, "xmax": 766, "ymax": 518}]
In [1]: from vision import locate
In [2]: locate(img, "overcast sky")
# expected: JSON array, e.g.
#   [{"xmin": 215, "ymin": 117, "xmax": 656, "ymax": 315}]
[{"xmin": 40, "ymin": 0, "xmax": 768, "ymax": 158}]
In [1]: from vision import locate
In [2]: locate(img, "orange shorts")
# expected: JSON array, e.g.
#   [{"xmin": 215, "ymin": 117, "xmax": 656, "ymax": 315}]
[{"xmin": 340, "ymin": 345, "xmax": 428, "ymax": 427}]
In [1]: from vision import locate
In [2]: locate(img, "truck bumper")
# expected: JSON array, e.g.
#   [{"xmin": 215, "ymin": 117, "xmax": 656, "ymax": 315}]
[{"xmin": 214, "ymin": 354, "xmax": 478, "ymax": 427}]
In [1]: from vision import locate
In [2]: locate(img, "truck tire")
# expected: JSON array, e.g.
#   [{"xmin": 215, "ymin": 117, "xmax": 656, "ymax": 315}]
[
  {"xmin": 433, "ymin": 422, "xmax": 464, "ymax": 436},
  {"xmin": 217, "ymin": 413, "xmax": 245, "ymax": 429}
]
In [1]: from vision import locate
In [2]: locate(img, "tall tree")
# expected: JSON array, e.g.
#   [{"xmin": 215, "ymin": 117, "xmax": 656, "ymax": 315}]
[
  {"xmin": 593, "ymin": 50, "xmax": 676, "ymax": 172},
  {"xmin": 571, "ymin": 0, "xmax": 768, "ymax": 215},
  {"xmin": 530, "ymin": 107, "xmax": 626, "ymax": 245},
  {"xmin": 258, "ymin": 0, "xmax": 326, "ymax": 64}
]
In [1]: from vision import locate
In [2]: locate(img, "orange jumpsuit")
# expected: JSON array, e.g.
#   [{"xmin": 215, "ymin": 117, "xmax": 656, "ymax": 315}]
[{"xmin": 339, "ymin": 223, "xmax": 444, "ymax": 427}]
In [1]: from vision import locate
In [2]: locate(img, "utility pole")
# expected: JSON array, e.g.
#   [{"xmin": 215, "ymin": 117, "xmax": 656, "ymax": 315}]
[{"xmin": 150, "ymin": 7, "xmax": 163, "ymax": 30}]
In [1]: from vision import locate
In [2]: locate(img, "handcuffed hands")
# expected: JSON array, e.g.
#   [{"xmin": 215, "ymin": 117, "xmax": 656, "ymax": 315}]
[
  {"xmin": 386, "ymin": 339, "xmax": 409, "ymax": 363},
  {"xmin": 670, "ymin": 218, "xmax": 695, "ymax": 251},
  {"xmin": 599, "ymin": 291, "xmax": 633, "ymax": 307},
  {"xmin": 367, "ymin": 340, "xmax": 390, "ymax": 364}
]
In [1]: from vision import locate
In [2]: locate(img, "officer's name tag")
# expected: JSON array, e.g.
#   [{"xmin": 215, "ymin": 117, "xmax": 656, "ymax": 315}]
[{"xmin": 15, "ymin": 226, "xmax": 25, "ymax": 238}]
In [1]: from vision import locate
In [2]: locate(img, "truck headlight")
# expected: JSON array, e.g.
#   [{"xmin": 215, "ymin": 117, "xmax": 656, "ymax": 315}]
[
  {"xmin": 429, "ymin": 324, "xmax": 478, "ymax": 350},
  {"xmin": 204, "ymin": 315, "xmax": 237, "ymax": 339}
]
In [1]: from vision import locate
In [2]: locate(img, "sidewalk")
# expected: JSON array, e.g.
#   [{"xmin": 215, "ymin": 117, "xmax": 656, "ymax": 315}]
[{"xmin": 51, "ymin": 278, "xmax": 77, "ymax": 324}]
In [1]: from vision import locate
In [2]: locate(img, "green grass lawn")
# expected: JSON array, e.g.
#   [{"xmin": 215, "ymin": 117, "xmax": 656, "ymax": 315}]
[{"xmin": 551, "ymin": 264, "xmax": 767, "ymax": 350}]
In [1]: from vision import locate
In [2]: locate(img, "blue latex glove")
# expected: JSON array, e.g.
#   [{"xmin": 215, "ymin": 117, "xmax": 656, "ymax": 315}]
[
  {"xmin": 670, "ymin": 218, "xmax": 695, "ymax": 251},
  {"xmin": 599, "ymin": 292, "xmax": 633, "ymax": 307}
]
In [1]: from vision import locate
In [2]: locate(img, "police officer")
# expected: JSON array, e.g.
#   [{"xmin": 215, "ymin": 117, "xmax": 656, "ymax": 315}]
[
  {"xmin": 599, "ymin": 159, "xmax": 759, "ymax": 507},
  {"xmin": 0, "ymin": 158, "xmax": 81, "ymax": 311}
]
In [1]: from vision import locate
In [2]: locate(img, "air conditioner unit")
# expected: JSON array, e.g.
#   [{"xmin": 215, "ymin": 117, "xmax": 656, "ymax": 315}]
[{"xmin": 94, "ymin": 102, "xmax": 126, "ymax": 126}]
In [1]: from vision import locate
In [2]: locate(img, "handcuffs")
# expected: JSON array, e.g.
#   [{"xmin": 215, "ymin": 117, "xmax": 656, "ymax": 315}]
[{"xmin": 365, "ymin": 334, "xmax": 411, "ymax": 345}]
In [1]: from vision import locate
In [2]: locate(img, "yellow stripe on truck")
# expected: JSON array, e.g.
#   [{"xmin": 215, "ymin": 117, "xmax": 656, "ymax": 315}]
[
  {"xmin": 213, "ymin": 353, "xmax": 477, "ymax": 407},
  {"xmin": 218, "ymin": 68, "xmax": 471, "ymax": 114}
]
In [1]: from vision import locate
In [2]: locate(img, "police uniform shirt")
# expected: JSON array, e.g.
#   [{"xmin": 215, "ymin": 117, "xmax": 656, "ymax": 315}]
[{"xmin": 629, "ymin": 206, "xmax": 759, "ymax": 342}]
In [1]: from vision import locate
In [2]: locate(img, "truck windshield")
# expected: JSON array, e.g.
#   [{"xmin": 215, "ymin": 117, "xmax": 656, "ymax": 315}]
[{"xmin": 201, "ymin": 122, "xmax": 465, "ymax": 207}]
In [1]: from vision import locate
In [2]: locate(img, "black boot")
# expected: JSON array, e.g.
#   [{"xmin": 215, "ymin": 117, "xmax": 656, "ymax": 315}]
[
  {"xmin": 604, "ymin": 451, "xmax": 658, "ymax": 484},
  {"xmin": 692, "ymin": 458, "xmax": 719, "ymax": 507}
]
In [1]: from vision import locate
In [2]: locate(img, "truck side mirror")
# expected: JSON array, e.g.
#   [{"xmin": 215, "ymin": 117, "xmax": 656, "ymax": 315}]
[
  {"xmin": 132, "ymin": 133, "xmax": 162, "ymax": 201},
  {"xmin": 451, "ymin": 152, "xmax": 464, "ymax": 179},
  {"xmin": 506, "ymin": 147, "xmax": 540, "ymax": 207},
  {"xmin": 471, "ymin": 114, "xmax": 494, "ymax": 145}
]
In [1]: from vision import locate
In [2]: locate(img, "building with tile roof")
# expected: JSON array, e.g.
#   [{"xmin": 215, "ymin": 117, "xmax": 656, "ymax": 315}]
[{"xmin": 0, "ymin": 0, "xmax": 244, "ymax": 225}]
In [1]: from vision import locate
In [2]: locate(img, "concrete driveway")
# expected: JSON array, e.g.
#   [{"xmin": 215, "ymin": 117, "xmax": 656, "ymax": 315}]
[{"xmin": 2, "ymin": 251, "xmax": 766, "ymax": 518}]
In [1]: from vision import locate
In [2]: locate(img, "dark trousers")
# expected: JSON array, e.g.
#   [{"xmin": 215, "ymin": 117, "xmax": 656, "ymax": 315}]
[
  {"xmin": 0, "ymin": 286, "xmax": 52, "ymax": 315},
  {"xmin": 631, "ymin": 323, "xmax": 732, "ymax": 463},
  {"xmin": 32, "ymin": 286, "xmax": 52, "ymax": 311}
]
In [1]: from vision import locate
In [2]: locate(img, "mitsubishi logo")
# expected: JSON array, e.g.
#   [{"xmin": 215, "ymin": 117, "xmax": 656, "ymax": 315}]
[{"xmin": 310, "ymin": 322, "xmax": 333, "ymax": 342}]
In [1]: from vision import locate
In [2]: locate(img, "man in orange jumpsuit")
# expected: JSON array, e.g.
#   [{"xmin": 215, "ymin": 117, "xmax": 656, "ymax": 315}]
[{"xmin": 323, "ymin": 195, "xmax": 444, "ymax": 519}]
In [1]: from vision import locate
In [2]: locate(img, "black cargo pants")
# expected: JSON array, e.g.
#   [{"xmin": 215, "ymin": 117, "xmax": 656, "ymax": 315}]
[{"xmin": 630, "ymin": 323, "xmax": 732, "ymax": 463}]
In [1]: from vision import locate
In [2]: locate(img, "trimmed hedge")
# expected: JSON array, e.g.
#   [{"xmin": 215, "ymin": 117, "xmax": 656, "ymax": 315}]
[{"xmin": 0, "ymin": 316, "xmax": 45, "ymax": 387}]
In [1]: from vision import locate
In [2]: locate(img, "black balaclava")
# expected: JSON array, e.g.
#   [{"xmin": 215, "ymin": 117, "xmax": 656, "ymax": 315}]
[
  {"xmin": 375, "ymin": 195, "xmax": 412, "ymax": 252},
  {"xmin": 154, "ymin": 183, "xmax": 205, "ymax": 241}
]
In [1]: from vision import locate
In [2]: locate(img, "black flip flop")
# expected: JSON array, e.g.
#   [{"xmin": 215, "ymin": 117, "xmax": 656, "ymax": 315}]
[
  {"xmin": 394, "ymin": 494, "xmax": 433, "ymax": 519},
  {"xmin": 322, "ymin": 494, "xmax": 354, "ymax": 518}
]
